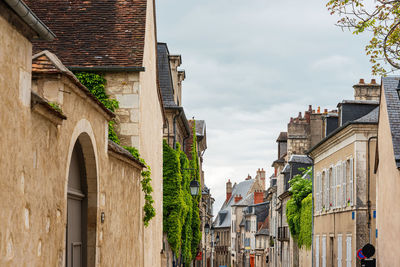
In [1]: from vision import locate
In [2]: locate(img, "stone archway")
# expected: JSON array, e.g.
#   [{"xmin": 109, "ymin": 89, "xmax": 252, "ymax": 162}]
[{"xmin": 66, "ymin": 132, "xmax": 98, "ymax": 267}]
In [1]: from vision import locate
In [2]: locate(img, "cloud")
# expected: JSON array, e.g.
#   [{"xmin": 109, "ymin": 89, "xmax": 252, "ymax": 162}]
[{"xmin": 156, "ymin": 0, "xmax": 380, "ymax": 213}]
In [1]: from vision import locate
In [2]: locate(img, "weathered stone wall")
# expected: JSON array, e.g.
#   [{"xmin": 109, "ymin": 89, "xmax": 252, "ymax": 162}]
[
  {"xmin": 104, "ymin": 72, "xmax": 141, "ymax": 148},
  {"xmin": 0, "ymin": 32, "xmax": 145, "ymax": 267}
]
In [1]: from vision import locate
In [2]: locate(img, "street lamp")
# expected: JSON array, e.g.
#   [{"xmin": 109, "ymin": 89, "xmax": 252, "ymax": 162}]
[{"xmin": 190, "ymin": 180, "xmax": 200, "ymax": 196}]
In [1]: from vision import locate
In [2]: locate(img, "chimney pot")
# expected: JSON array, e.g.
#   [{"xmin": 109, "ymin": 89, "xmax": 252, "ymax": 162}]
[
  {"xmin": 371, "ymin": 79, "xmax": 376, "ymax": 84},
  {"xmin": 324, "ymin": 108, "xmax": 328, "ymax": 114},
  {"xmin": 359, "ymin": 79, "xmax": 365, "ymax": 84},
  {"xmin": 317, "ymin": 106, "xmax": 321, "ymax": 113}
]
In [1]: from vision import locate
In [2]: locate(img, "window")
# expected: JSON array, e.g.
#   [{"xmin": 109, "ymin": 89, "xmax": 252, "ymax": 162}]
[
  {"xmin": 315, "ymin": 235, "xmax": 320, "ymax": 267},
  {"xmin": 322, "ymin": 235, "xmax": 326, "ymax": 267},
  {"xmin": 336, "ymin": 162, "xmax": 342, "ymax": 208},
  {"xmin": 337, "ymin": 234, "xmax": 342, "ymax": 267},
  {"xmin": 342, "ymin": 161, "xmax": 347, "ymax": 208},
  {"xmin": 329, "ymin": 168, "xmax": 334, "ymax": 209},
  {"xmin": 346, "ymin": 235, "xmax": 352, "ymax": 267},
  {"xmin": 346, "ymin": 158, "xmax": 354, "ymax": 206},
  {"xmin": 322, "ymin": 171, "xmax": 326, "ymax": 210},
  {"xmin": 315, "ymin": 172, "xmax": 321, "ymax": 212}
]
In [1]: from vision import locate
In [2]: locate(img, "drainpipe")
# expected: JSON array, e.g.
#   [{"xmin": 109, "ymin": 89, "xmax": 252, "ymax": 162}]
[
  {"xmin": 4, "ymin": 0, "xmax": 56, "ymax": 40},
  {"xmin": 307, "ymin": 155, "xmax": 315, "ymax": 267},
  {"xmin": 172, "ymin": 109, "xmax": 182, "ymax": 150},
  {"xmin": 367, "ymin": 136, "xmax": 377, "ymax": 243}
]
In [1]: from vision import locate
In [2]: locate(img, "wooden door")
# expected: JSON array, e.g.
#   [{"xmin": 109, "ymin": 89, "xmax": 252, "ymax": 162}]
[{"xmin": 66, "ymin": 143, "xmax": 87, "ymax": 267}]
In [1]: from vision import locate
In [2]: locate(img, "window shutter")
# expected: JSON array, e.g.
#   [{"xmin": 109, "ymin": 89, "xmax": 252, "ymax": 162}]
[
  {"xmin": 332, "ymin": 166, "xmax": 336, "ymax": 208},
  {"xmin": 337, "ymin": 234, "xmax": 342, "ymax": 267},
  {"xmin": 336, "ymin": 161, "xmax": 343, "ymax": 208},
  {"xmin": 342, "ymin": 161, "xmax": 347, "ymax": 208},
  {"xmin": 349, "ymin": 158, "xmax": 354, "ymax": 206},
  {"xmin": 326, "ymin": 170, "xmax": 330, "ymax": 210},
  {"xmin": 322, "ymin": 235, "xmax": 326, "ymax": 267},
  {"xmin": 315, "ymin": 173, "xmax": 319, "ymax": 212},
  {"xmin": 346, "ymin": 235, "xmax": 352, "ymax": 267},
  {"xmin": 320, "ymin": 172, "xmax": 323, "ymax": 211},
  {"xmin": 315, "ymin": 235, "xmax": 320, "ymax": 267}
]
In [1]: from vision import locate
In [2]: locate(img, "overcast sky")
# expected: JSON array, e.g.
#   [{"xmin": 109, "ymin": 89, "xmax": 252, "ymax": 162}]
[{"xmin": 156, "ymin": 0, "xmax": 376, "ymax": 212}]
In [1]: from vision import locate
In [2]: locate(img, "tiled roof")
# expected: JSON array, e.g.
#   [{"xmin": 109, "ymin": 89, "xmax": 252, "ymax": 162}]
[
  {"xmin": 214, "ymin": 179, "xmax": 254, "ymax": 228},
  {"xmin": 382, "ymin": 77, "xmax": 400, "ymax": 168},
  {"xmin": 24, "ymin": 0, "xmax": 147, "ymax": 68},
  {"xmin": 157, "ymin": 43, "xmax": 176, "ymax": 108},
  {"xmin": 32, "ymin": 50, "xmax": 115, "ymax": 119},
  {"xmin": 281, "ymin": 164, "xmax": 290, "ymax": 173}
]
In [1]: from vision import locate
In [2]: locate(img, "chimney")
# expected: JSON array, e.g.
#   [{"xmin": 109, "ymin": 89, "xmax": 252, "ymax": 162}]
[
  {"xmin": 353, "ymin": 78, "xmax": 380, "ymax": 101},
  {"xmin": 256, "ymin": 168, "xmax": 266, "ymax": 190},
  {"xmin": 234, "ymin": 194, "xmax": 243, "ymax": 203},
  {"xmin": 245, "ymin": 174, "xmax": 252, "ymax": 181},
  {"xmin": 226, "ymin": 179, "xmax": 232, "ymax": 202},
  {"xmin": 254, "ymin": 190, "xmax": 264, "ymax": 204}
]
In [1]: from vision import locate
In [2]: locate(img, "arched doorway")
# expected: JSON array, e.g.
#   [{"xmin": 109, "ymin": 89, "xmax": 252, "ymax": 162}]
[{"xmin": 66, "ymin": 134, "xmax": 97, "ymax": 267}]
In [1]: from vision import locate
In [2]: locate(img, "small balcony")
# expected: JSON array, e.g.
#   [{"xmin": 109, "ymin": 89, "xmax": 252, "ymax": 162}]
[{"xmin": 277, "ymin": 226, "xmax": 289, "ymax": 241}]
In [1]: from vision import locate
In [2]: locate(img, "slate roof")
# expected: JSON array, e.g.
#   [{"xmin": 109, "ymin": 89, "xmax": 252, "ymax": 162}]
[
  {"xmin": 281, "ymin": 164, "xmax": 290, "ymax": 174},
  {"xmin": 32, "ymin": 50, "xmax": 115, "ymax": 119},
  {"xmin": 233, "ymin": 193, "xmax": 254, "ymax": 207},
  {"xmin": 276, "ymin": 132, "xmax": 287, "ymax": 142},
  {"xmin": 157, "ymin": 43, "xmax": 176, "ymax": 108},
  {"xmin": 288, "ymin": 155, "xmax": 313, "ymax": 164},
  {"xmin": 256, "ymin": 228, "xmax": 269, "ymax": 236},
  {"xmin": 25, "ymin": 0, "xmax": 147, "ymax": 68},
  {"xmin": 382, "ymin": 77, "xmax": 400, "ymax": 168},
  {"xmin": 308, "ymin": 102, "xmax": 378, "ymax": 154},
  {"xmin": 196, "ymin": 120, "xmax": 206, "ymax": 137},
  {"xmin": 354, "ymin": 106, "xmax": 379, "ymax": 123},
  {"xmin": 214, "ymin": 179, "xmax": 255, "ymax": 228}
]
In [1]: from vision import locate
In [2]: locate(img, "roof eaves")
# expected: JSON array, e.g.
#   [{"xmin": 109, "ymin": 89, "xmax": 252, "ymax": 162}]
[
  {"xmin": 4, "ymin": 0, "xmax": 56, "ymax": 40},
  {"xmin": 68, "ymin": 66, "xmax": 145, "ymax": 72}
]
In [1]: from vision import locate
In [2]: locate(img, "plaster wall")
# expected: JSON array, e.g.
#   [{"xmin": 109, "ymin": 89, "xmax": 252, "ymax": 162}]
[
  {"xmin": 139, "ymin": 0, "xmax": 164, "ymax": 266},
  {"xmin": 1, "ymin": 62, "xmax": 145, "ymax": 267},
  {"xmin": 376, "ymin": 92, "xmax": 400, "ymax": 266},
  {"xmin": 298, "ymin": 247, "xmax": 311, "ymax": 267}
]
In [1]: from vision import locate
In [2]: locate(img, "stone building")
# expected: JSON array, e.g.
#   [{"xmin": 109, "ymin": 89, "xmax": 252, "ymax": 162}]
[
  {"xmin": 157, "ymin": 42, "xmax": 190, "ymax": 149},
  {"xmin": 269, "ymin": 105, "xmax": 325, "ymax": 267},
  {"xmin": 374, "ymin": 77, "xmax": 400, "ymax": 266},
  {"xmin": 213, "ymin": 172, "xmax": 264, "ymax": 267},
  {"xmin": 308, "ymin": 79, "xmax": 379, "ymax": 267},
  {"xmin": 23, "ymin": 1, "xmax": 165, "ymax": 266},
  {"xmin": 0, "ymin": 6, "xmax": 148, "ymax": 265}
]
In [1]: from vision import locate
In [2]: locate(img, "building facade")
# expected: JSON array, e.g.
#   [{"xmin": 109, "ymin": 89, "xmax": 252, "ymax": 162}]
[{"xmin": 309, "ymin": 79, "xmax": 379, "ymax": 267}]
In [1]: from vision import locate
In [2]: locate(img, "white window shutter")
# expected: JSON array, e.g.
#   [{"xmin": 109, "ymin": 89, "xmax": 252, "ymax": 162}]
[
  {"xmin": 346, "ymin": 235, "xmax": 352, "ymax": 267},
  {"xmin": 342, "ymin": 161, "xmax": 347, "ymax": 208},
  {"xmin": 333, "ymin": 166, "xmax": 337, "ymax": 208},
  {"xmin": 322, "ymin": 235, "xmax": 326, "ymax": 267},
  {"xmin": 314, "ymin": 173, "xmax": 320, "ymax": 214},
  {"xmin": 349, "ymin": 158, "xmax": 354, "ymax": 206},
  {"xmin": 337, "ymin": 234, "xmax": 342, "ymax": 267},
  {"xmin": 326, "ymin": 170, "xmax": 330, "ymax": 210},
  {"xmin": 336, "ymin": 163, "xmax": 341, "ymax": 209},
  {"xmin": 315, "ymin": 236, "xmax": 318, "ymax": 266}
]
